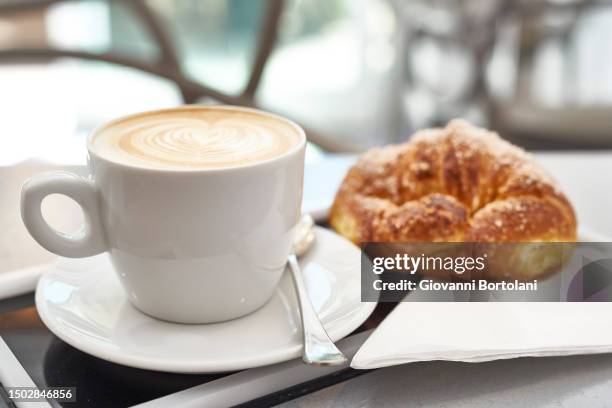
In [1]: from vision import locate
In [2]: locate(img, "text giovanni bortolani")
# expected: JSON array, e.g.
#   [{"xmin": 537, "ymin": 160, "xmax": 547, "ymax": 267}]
[{"xmin": 371, "ymin": 254, "xmax": 538, "ymax": 292}]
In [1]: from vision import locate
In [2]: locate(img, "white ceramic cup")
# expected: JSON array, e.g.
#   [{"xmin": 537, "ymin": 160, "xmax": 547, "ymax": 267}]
[{"xmin": 21, "ymin": 106, "xmax": 306, "ymax": 324}]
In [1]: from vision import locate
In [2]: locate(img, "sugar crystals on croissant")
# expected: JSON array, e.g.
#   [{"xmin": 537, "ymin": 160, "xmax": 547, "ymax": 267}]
[{"xmin": 330, "ymin": 119, "xmax": 577, "ymax": 281}]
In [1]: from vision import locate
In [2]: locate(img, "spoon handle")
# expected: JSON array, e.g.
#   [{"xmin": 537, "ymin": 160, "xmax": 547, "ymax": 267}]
[{"xmin": 288, "ymin": 254, "xmax": 348, "ymax": 366}]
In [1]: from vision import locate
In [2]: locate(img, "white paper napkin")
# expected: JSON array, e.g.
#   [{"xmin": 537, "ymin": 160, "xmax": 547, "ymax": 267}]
[{"xmin": 351, "ymin": 302, "xmax": 612, "ymax": 369}]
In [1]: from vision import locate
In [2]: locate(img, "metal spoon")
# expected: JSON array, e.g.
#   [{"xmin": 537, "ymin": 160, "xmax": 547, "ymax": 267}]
[{"xmin": 289, "ymin": 214, "xmax": 348, "ymax": 366}]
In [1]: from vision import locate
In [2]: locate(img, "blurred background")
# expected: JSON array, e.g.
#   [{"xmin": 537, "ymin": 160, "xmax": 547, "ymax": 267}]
[
  {"xmin": 0, "ymin": 0, "xmax": 611, "ymax": 165},
  {"xmin": 1, "ymin": 0, "xmax": 612, "ymax": 299}
]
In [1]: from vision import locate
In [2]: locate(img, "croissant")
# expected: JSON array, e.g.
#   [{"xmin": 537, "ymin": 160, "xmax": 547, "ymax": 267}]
[{"xmin": 330, "ymin": 120, "xmax": 577, "ymax": 281}]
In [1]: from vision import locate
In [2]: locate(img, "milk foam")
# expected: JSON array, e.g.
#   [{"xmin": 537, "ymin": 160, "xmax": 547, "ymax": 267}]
[{"xmin": 90, "ymin": 107, "xmax": 302, "ymax": 170}]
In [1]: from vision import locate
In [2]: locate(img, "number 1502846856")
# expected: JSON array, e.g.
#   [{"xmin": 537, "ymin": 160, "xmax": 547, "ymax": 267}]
[{"xmin": 6, "ymin": 387, "xmax": 76, "ymax": 402}]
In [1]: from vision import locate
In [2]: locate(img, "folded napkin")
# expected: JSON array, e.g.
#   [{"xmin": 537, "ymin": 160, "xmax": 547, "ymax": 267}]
[{"xmin": 351, "ymin": 302, "xmax": 612, "ymax": 369}]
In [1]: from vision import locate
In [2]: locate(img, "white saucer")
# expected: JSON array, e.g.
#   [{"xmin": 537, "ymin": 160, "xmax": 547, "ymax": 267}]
[{"xmin": 35, "ymin": 227, "xmax": 375, "ymax": 373}]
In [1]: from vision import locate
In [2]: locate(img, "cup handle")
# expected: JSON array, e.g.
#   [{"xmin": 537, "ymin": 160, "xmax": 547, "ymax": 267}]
[{"xmin": 21, "ymin": 171, "xmax": 107, "ymax": 258}]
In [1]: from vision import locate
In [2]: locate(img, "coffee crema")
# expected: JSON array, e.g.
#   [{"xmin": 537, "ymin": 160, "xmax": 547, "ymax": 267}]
[{"xmin": 90, "ymin": 107, "xmax": 303, "ymax": 170}]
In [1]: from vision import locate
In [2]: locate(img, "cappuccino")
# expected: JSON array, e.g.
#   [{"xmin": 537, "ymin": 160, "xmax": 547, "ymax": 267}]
[
  {"xmin": 23, "ymin": 104, "xmax": 306, "ymax": 323},
  {"xmin": 90, "ymin": 106, "xmax": 303, "ymax": 170}
]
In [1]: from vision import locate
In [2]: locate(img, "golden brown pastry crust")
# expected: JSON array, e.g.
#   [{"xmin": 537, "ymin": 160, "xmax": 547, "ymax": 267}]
[{"xmin": 330, "ymin": 120, "xmax": 577, "ymax": 279}]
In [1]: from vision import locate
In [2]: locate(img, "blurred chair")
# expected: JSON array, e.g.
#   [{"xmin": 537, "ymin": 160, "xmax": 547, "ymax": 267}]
[
  {"xmin": 394, "ymin": 0, "xmax": 612, "ymax": 149},
  {"xmin": 0, "ymin": 0, "xmax": 354, "ymax": 152}
]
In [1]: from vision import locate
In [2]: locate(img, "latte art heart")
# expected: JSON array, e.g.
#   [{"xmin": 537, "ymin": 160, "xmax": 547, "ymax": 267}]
[
  {"xmin": 121, "ymin": 118, "xmax": 288, "ymax": 167},
  {"xmin": 91, "ymin": 107, "xmax": 302, "ymax": 170}
]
